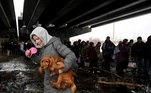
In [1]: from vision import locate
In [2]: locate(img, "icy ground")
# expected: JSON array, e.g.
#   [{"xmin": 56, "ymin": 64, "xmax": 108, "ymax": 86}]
[{"xmin": 0, "ymin": 57, "xmax": 151, "ymax": 93}]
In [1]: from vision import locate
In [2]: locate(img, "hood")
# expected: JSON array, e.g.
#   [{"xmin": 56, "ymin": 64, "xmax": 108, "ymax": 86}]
[{"xmin": 30, "ymin": 26, "xmax": 52, "ymax": 48}]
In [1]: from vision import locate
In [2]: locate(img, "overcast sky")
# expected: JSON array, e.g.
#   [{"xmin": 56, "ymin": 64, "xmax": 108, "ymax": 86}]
[
  {"xmin": 70, "ymin": 13, "xmax": 151, "ymax": 43},
  {"xmin": 13, "ymin": 0, "xmax": 24, "ymax": 17}
]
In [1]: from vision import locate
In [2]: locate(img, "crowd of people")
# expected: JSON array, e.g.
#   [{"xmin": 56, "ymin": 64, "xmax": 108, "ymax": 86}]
[
  {"xmin": 1, "ymin": 40, "xmax": 34, "ymax": 56},
  {"xmin": 64, "ymin": 35, "xmax": 151, "ymax": 80},
  {"xmin": 113, "ymin": 36, "xmax": 151, "ymax": 79},
  {"xmin": 1, "ymin": 31, "xmax": 151, "ymax": 80}
]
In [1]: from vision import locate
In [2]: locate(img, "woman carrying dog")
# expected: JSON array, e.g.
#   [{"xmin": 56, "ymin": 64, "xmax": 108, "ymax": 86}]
[{"xmin": 25, "ymin": 26, "xmax": 78, "ymax": 93}]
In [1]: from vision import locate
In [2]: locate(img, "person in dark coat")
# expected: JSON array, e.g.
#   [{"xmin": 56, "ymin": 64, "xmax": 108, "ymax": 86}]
[
  {"xmin": 102, "ymin": 36, "xmax": 115, "ymax": 70},
  {"xmin": 143, "ymin": 35, "xmax": 151, "ymax": 79},
  {"xmin": 86, "ymin": 42, "xmax": 98, "ymax": 68},
  {"xmin": 131, "ymin": 36, "xmax": 144, "ymax": 74}
]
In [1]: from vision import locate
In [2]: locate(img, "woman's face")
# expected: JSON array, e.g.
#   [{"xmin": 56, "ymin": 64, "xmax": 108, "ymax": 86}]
[{"xmin": 32, "ymin": 35, "xmax": 44, "ymax": 48}]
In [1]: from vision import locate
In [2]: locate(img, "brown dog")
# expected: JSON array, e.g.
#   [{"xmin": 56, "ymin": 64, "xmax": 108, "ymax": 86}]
[{"xmin": 39, "ymin": 56, "xmax": 76, "ymax": 93}]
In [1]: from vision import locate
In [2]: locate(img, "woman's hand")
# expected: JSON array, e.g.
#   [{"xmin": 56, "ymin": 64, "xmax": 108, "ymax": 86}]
[
  {"xmin": 25, "ymin": 47, "xmax": 37, "ymax": 58},
  {"xmin": 50, "ymin": 69, "xmax": 63, "ymax": 76},
  {"xmin": 25, "ymin": 50, "xmax": 31, "ymax": 58}
]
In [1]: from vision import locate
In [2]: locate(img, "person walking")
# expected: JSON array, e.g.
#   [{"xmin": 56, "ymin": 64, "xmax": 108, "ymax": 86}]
[{"xmin": 25, "ymin": 26, "xmax": 78, "ymax": 93}]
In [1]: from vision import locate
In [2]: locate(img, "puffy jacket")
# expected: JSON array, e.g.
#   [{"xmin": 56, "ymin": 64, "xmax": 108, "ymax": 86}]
[{"xmin": 30, "ymin": 27, "xmax": 78, "ymax": 93}]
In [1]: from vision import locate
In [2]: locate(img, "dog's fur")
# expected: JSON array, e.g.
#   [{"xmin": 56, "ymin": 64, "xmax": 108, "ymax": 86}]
[{"xmin": 39, "ymin": 56, "xmax": 76, "ymax": 93}]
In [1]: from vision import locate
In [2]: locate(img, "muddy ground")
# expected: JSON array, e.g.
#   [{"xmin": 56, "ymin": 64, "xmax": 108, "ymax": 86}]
[{"xmin": 0, "ymin": 56, "xmax": 151, "ymax": 93}]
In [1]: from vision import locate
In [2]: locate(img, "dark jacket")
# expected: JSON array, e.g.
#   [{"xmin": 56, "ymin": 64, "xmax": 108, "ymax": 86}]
[{"xmin": 131, "ymin": 42, "xmax": 144, "ymax": 58}]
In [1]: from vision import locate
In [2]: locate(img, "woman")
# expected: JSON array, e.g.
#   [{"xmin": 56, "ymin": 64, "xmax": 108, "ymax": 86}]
[{"xmin": 25, "ymin": 26, "xmax": 78, "ymax": 93}]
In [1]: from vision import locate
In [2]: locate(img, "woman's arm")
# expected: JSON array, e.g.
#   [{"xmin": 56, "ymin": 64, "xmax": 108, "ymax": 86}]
[
  {"xmin": 25, "ymin": 48, "xmax": 40, "ymax": 64},
  {"xmin": 53, "ymin": 39, "xmax": 78, "ymax": 72}
]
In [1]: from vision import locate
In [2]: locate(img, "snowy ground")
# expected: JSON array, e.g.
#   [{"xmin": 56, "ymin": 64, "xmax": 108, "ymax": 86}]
[{"xmin": 0, "ymin": 56, "xmax": 151, "ymax": 93}]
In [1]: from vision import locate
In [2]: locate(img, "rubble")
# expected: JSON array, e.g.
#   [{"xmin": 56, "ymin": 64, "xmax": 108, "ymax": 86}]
[{"xmin": 0, "ymin": 57, "xmax": 150, "ymax": 93}]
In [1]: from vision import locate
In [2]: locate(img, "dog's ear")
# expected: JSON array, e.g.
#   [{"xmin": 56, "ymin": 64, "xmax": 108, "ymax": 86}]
[
  {"xmin": 39, "ymin": 56, "xmax": 51, "ymax": 69},
  {"xmin": 39, "ymin": 58, "xmax": 43, "ymax": 66},
  {"xmin": 48, "ymin": 56, "xmax": 54, "ymax": 66}
]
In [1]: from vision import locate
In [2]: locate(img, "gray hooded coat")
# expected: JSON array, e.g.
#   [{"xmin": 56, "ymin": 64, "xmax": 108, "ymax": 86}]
[{"xmin": 29, "ymin": 27, "xmax": 78, "ymax": 93}]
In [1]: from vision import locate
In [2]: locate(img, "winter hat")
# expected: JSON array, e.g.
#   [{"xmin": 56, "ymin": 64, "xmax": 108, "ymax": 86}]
[{"xmin": 30, "ymin": 26, "xmax": 52, "ymax": 48}]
